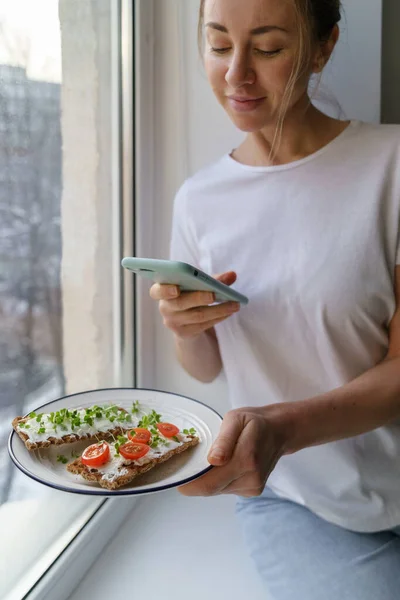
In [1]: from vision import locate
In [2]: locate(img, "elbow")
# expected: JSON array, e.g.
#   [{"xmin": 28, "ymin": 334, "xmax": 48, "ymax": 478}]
[
  {"xmin": 178, "ymin": 361, "xmax": 222, "ymax": 384},
  {"xmin": 195, "ymin": 368, "xmax": 222, "ymax": 384}
]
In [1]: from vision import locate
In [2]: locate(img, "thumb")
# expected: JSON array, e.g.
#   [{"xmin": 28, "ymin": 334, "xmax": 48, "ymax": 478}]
[
  {"xmin": 213, "ymin": 271, "xmax": 237, "ymax": 287},
  {"xmin": 208, "ymin": 411, "xmax": 244, "ymax": 466}
]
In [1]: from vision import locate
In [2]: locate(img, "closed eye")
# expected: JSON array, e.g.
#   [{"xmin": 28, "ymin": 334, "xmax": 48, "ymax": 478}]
[
  {"xmin": 256, "ymin": 48, "xmax": 283, "ymax": 57},
  {"xmin": 210, "ymin": 47, "xmax": 231, "ymax": 54},
  {"xmin": 211, "ymin": 47, "xmax": 283, "ymax": 57}
]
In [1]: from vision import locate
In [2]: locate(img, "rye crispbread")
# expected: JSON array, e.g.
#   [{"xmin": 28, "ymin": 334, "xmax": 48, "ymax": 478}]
[
  {"xmin": 12, "ymin": 407, "xmax": 130, "ymax": 452},
  {"xmin": 66, "ymin": 435, "xmax": 199, "ymax": 490}
]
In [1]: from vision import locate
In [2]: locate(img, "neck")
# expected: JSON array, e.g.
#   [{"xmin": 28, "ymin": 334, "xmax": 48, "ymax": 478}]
[{"xmin": 234, "ymin": 99, "xmax": 350, "ymax": 167}]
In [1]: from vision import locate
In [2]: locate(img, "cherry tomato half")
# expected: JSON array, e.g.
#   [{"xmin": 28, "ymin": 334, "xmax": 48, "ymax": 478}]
[
  {"xmin": 119, "ymin": 441, "xmax": 150, "ymax": 461},
  {"xmin": 81, "ymin": 441, "xmax": 110, "ymax": 467},
  {"xmin": 156, "ymin": 422, "xmax": 180, "ymax": 438},
  {"xmin": 128, "ymin": 428, "xmax": 151, "ymax": 444}
]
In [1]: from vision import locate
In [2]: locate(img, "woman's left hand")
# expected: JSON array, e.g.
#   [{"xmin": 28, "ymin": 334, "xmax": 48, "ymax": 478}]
[{"xmin": 179, "ymin": 405, "xmax": 291, "ymax": 498}]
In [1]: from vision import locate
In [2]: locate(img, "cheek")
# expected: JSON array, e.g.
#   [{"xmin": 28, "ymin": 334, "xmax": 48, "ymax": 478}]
[{"xmin": 259, "ymin": 57, "xmax": 296, "ymax": 95}]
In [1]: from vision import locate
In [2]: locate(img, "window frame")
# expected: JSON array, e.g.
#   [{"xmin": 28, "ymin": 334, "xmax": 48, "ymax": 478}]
[{"xmin": 3, "ymin": 0, "xmax": 155, "ymax": 598}]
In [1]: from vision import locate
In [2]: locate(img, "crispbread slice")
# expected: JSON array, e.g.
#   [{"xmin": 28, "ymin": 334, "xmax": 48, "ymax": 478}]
[
  {"xmin": 66, "ymin": 436, "xmax": 199, "ymax": 490},
  {"xmin": 12, "ymin": 407, "xmax": 130, "ymax": 452}
]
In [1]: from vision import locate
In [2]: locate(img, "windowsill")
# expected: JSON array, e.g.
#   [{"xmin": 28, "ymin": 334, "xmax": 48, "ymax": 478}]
[
  {"xmin": 1, "ymin": 492, "xmax": 102, "ymax": 600},
  {"xmin": 68, "ymin": 490, "xmax": 266, "ymax": 600}
]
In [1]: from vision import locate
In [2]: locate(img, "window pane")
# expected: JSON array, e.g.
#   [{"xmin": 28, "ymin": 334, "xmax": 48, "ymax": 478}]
[
  {"xmin": 0, "ymin": 0, "xmax": 64, "ymax": 506},
  {"xmin": 0, "ymin": 0, "xmax": 123, "ymax": 596}
]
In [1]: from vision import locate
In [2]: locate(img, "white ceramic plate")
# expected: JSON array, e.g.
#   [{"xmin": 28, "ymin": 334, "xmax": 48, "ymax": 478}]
[{"xmin": 8, "ymin": 388, "xmax": 223, "ymax": 497}]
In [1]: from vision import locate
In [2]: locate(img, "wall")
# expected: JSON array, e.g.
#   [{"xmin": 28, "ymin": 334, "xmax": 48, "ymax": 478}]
[
  {"xmin": 312, "ymin": 0, "xmax": 382, "ymax": 122},
  {"xmin": 151, "ymin": 0, "xmax": 383, "ymax": 413}
]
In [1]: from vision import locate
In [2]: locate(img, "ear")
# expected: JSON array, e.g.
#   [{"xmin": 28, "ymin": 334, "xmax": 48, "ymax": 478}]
[{"xmin": 311, "ymin": 24, "xmax": 340, "ymax": 74}]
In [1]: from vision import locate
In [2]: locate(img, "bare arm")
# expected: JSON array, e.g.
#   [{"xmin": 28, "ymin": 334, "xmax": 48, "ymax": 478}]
[
  {"xmin": 174, "ymin": 327, "xmax": 222, "ymax": 383},
  {"xmin": 150, "ymin": 271, "xmax": 239, "ymax": 384},
  {"xmin": 282, "ymin": 266, "xmax": 400, "ymax": 453}
]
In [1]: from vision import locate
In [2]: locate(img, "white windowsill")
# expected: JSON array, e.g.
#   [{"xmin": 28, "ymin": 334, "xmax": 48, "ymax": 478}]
[
  {"xmin": 1, "ymin": 494, "xmax": 103, "ymax": 600},
  {"xmin": 67, "ymin": 490, "xmax": 266, "ymax": 600},
  {"xmin": 19, "ymin": 496, "xmax": 138, "ymax": 600}
]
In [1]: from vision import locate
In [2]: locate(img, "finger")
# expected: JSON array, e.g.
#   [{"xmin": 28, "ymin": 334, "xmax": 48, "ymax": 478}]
[
  {"xmin": 214, "ymin": 271, "xmax": 237, "ymax": 286},
  {"xmin": 166, "ymin": 290, "xmax": 216, "ymax": 312},
  {"xmin": 178, "ymin": 467, "xmax": 264, "ymax": 498},
  {"xmin": 178, "ymin": 461, "xmax": 240, "ymax": 497},
  {"xmin": 176, "ymin": 314, "xmax": 234, "ymax": 338},
  {"xmin": 208, "ymin": 411, "xmax": 245, "ymax": 466},
  {"xmin": 149, "ymin": 283, "xmax": 180, "ymax": 301},
  {"xmin": 179, "ymin": 453, "xmax": 266, "ymax": 498},
  {"xmin": 170, "ymin": 301, "xmax": 239, "ymax": 326}
]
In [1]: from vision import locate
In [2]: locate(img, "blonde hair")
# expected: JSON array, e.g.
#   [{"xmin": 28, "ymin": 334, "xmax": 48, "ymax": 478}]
[{"xmin": 198, "ymin": 0, "xmax": 342, "ymax": 158}]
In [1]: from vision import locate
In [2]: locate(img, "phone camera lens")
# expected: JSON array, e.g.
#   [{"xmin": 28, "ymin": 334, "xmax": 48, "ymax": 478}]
[{"xmin": 194, "ymin": 270, "xmax": 199, "ymax": 276}]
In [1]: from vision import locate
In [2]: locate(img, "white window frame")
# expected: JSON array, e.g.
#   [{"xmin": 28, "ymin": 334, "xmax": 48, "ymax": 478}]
[{"xmin": 4, "ymin": 1, "xmax": 157, "ymax": 598}]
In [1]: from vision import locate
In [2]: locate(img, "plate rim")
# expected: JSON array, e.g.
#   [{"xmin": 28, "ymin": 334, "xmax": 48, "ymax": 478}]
[{"xmin": 8, "ymin": 387, "xmax": 223, "ymax": 497}]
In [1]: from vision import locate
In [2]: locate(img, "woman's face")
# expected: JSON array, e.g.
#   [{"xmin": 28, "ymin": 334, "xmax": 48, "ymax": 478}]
[{"xmin": 203, "ymin": 0, "xmax": 316, "ymax": 132}]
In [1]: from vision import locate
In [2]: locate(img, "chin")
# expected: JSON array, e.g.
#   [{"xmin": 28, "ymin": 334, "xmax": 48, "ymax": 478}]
[{"xmin": 228, "ymin": 113, "xmax": 271, "ymax": 133}]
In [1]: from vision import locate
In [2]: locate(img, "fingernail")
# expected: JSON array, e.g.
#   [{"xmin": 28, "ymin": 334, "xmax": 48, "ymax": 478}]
[
  {"xmin": 210, "ymin": 447, "xmax": 225, "ymax": 462},
  {"xmin": 208, "ymin": 293, "xmax": 215, "ymax": 304},
  {"xmin": 167, "ymin": 286, "xmax": 178, "ymax": 297}
]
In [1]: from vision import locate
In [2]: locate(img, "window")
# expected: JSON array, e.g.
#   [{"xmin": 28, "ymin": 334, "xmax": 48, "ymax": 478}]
[{"xmin": 0, "ymin": 0, "xmax": 133, "ymax": 597}]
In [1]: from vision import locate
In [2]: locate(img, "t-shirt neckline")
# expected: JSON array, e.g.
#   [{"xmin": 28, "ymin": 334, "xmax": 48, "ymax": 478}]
[{"xmin": 224, "ymin": 120, "xmax": 361, "ymax": 173}]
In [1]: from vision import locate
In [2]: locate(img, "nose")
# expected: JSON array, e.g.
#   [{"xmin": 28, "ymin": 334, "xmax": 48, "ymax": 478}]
[{"xmin": 225, "ymin": 49, "xmax": 256, "ymax": 88}]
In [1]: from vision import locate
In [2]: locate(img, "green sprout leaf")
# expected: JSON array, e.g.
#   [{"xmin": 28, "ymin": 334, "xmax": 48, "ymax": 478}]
[
  {"xmin": 115, "ymin": 434, "xmax": 128, "ymax": 455},
  {"xmin": 183, "ymin": 428, "xmax": 197, "ymax": 436}
]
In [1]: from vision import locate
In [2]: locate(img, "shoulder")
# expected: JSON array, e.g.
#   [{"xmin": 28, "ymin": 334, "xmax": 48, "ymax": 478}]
[
  {"xmin": 336, "ymin": 121, "xmax": 400, "ymax": 173},
  {"xmin": 350, "ymin": 121, "xmax": 400, "ymax": 152},
  {"xmin": 174, "ymin": 154, "xmax": 233, "ymax": 206}
]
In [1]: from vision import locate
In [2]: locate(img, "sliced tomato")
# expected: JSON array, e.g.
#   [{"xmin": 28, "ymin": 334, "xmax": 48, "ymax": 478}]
[
  {"xmin": 119, "ymin": 441, "xmax": 150, "ymax": 461},
  {"xmin": 156, "ymin": 422, "xmax": 180, "ymax": 438},
  {"xmin": 128, "ymin": 428, "xmax": 151, "ymax": 444},
  {"xmin": 81, "ymin": 441, "xmax": 110, "ymax": 467}
]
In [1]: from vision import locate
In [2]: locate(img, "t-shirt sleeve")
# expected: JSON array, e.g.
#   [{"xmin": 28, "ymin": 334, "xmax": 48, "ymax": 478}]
[{"xmin": 169, "ymin": 181, "xmax": 200, "ymax": 266}]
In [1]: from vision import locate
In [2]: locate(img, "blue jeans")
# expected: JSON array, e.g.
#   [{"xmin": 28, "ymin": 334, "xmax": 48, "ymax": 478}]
[{"xmin": 236, "ymin": 487, "xmax": 400, "ymax": 600}]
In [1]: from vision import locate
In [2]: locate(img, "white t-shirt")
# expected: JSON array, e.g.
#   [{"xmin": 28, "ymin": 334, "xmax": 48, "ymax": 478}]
[{"xmin": 170, "ymin": 120, "xmax": 400, "ymax": 532}]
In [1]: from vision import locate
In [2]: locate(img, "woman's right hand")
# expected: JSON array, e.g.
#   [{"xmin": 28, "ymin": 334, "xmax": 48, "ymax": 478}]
[{"xmin": 149, "ymin": 271, "xmax": 240, "ymax": 340}]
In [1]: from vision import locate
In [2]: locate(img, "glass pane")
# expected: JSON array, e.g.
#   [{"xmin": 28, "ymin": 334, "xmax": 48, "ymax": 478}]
[
  {"xmin": 0, "ymin": 0, "xmax": 122, "ymax": 596},
  {"xmin": 0, "ymin": 3, "xmax": 64, "ymax": 506}
]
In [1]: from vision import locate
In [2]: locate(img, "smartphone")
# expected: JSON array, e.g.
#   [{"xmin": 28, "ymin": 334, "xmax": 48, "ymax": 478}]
[{"xmin": 121, "ymin": 257, "xmax": 249, "ymax": 305}]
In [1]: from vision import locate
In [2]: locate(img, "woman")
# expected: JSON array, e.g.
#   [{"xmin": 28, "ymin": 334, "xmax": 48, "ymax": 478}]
[{"xmin": 150, "ymin": 0, "xmax": 400, "ymax": 598}]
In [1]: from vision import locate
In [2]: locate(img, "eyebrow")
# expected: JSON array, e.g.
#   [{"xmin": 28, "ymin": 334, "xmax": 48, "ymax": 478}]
[{"xmin": 205, "ymin": 22, "xmax": 288, "ymax": 35}]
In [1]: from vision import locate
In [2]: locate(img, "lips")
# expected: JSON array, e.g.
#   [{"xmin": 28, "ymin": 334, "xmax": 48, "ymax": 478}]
[
  {"xmin": 228, "ymin": 96, "xmax": 265, "ymax": 102},
  {"xmin": 227, "ymin": 95, "xmax": 266, "ymax": 113}
]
